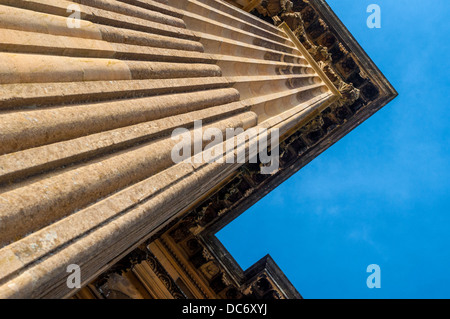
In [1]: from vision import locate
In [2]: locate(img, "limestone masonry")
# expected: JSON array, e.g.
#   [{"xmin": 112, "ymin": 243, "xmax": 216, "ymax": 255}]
[{"xmin": 0, "ymin": 0, "xmax": 396, "ymax": 299}]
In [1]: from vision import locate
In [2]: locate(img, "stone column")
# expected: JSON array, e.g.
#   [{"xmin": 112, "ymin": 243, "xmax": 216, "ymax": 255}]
[{"xmin": 0, "ymin": 0, "xmax": 338, "ymax": 298}]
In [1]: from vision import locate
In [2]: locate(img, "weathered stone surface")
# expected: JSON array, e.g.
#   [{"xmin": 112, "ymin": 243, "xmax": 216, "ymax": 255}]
[
  {"xmin": 0, "ymin": 0, "xmax": 392, "ymax": 299},
  {"xmin": 73, "ymin": 0, "xmax": 396, "ymax": 300}
]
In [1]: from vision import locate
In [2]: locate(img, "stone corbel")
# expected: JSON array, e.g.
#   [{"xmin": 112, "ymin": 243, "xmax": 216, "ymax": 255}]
[
  {"xmin": 256, "ymin": 0, "xmax": 360, "ymax": 109},
  {"xmin": 337, "ymin": 81, "xmax": 360, "ymax": 107}
]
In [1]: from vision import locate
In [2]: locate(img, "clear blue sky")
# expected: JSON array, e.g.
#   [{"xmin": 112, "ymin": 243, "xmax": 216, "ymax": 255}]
[{"xmin": 217, "ymin": 0, "xmax": 450, "ymax": 299}]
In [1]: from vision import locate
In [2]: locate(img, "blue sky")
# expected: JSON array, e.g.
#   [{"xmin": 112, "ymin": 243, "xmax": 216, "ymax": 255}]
[{"xmin": 217, "ymin": 0, "xmax": 450, "ymax": 299}]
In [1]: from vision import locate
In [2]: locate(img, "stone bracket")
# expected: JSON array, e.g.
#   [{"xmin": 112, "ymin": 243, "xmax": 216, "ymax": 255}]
[{"xmin": 278, "ymin": 21, "xmax": 342, "ymax": 101}]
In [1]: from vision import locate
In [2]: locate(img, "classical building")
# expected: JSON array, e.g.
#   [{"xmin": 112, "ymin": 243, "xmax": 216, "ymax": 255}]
[{"xmin": 0, "ymin": 0, "xmax": 396, "ymax": 299}]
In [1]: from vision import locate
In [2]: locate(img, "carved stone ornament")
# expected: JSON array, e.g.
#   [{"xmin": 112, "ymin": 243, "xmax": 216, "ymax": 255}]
[{"xmin": 254, "ymin": 0, "xmax": 361, "ymax": 108}]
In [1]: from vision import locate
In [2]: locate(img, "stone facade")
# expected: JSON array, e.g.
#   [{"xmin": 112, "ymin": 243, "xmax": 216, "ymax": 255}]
[{"xmin": 0, "ymin": 0, "xmax": 396, "ymax": 299}]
